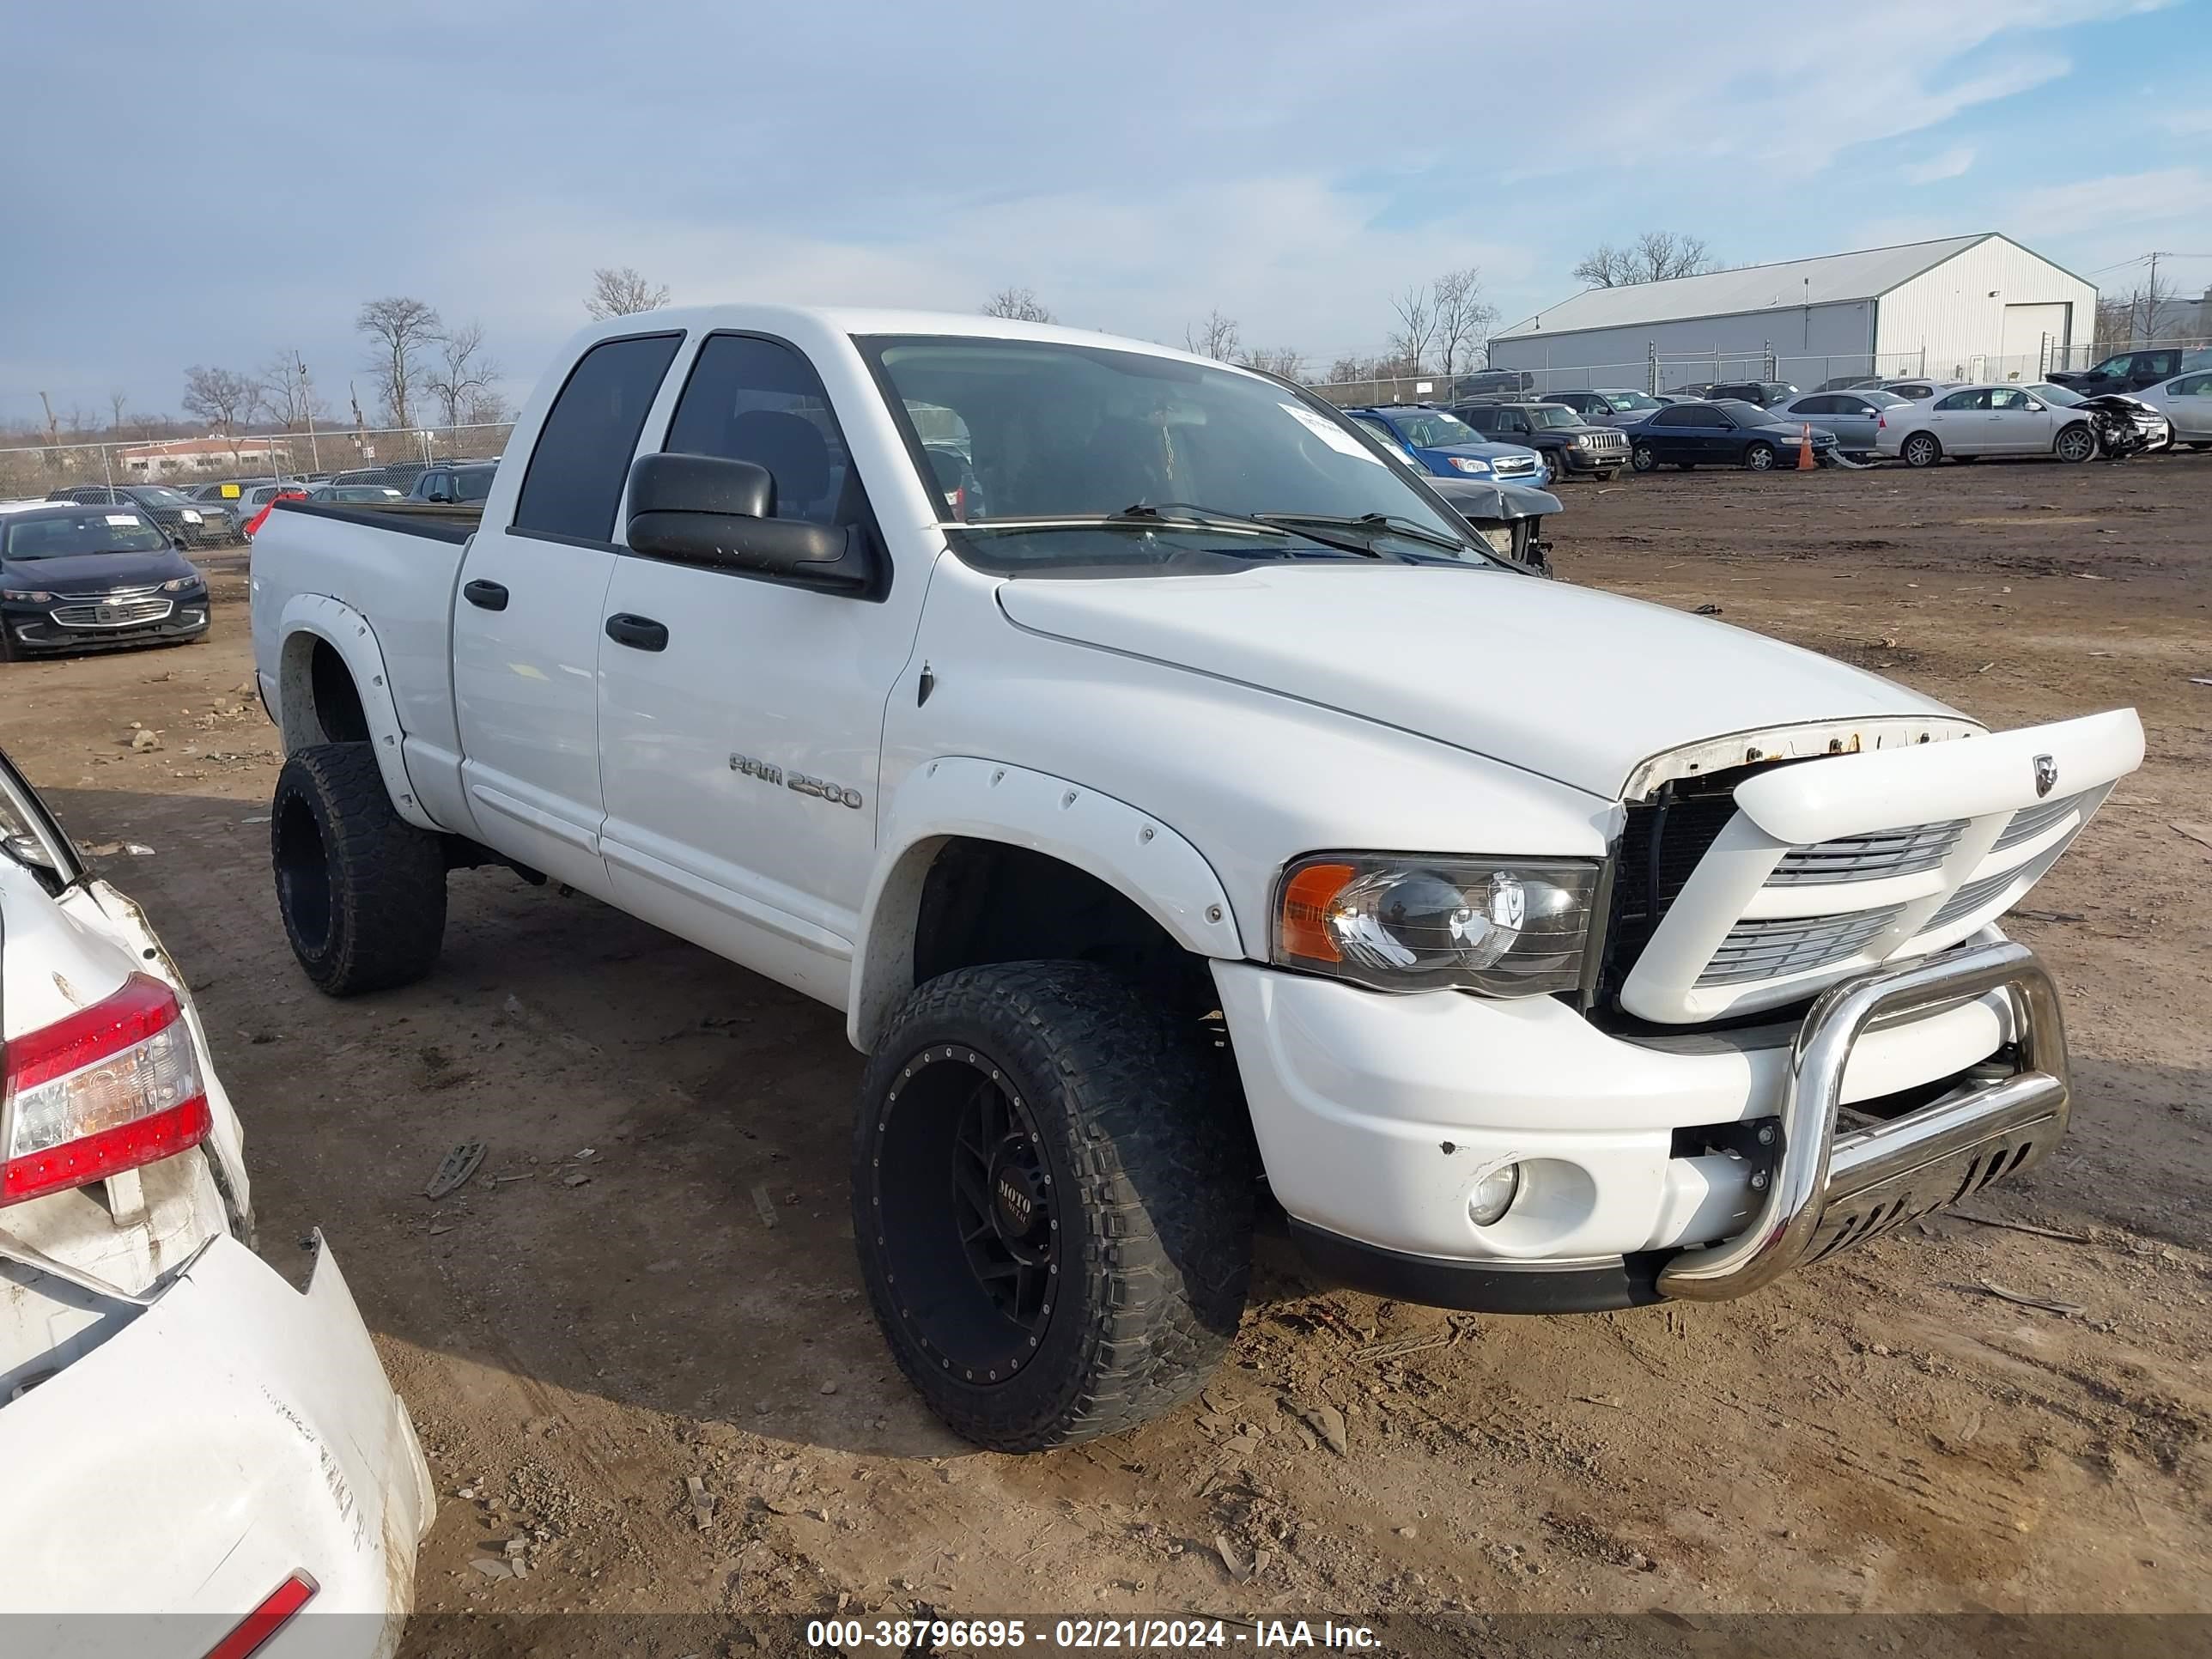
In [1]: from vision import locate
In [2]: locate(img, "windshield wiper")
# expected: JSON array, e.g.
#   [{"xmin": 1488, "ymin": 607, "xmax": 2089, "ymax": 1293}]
[
  {"xmin": 1120, "ymin": 502, "xmax": 1385, "ymax": 557},
  {"xmin": 1255, "ymin": 511, "xmax": 1473, "ymax": 556}
]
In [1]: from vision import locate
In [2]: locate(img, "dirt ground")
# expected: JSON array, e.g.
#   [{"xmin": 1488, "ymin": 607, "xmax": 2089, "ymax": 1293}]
[{"xmin": 7, "ymin": 452, "xmax": 2209, "ymax": 1649}]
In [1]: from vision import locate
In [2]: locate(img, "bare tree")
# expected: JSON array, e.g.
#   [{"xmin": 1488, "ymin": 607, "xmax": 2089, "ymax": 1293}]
[
  {"xmin": 981, "ymin": 286, "xmax": 1054, "ymax": 323},
  {"xmin": 1185, "ymin": 308, "xmax": 1241, "ymax": 361},
  {"xmin": 181, "ymin": 366, "xmax": 262, "ymax": 455},
  {"xmin": 108, "ymin": 389, "xmax": 130, "ymax": 432},
  {"xmin": 424, "ymin": 321, "xmax": 501, "ymax": 427},
  {"xmin": 586, "ymin": 266, "xmax": 671, "ymax": 319},
  {"xmin": 461, "ymin": 386, "xmax": 513, "ymax": 426},
  {"xmin": 1572, "ymin": 230, "xmax": 1715, "ymax": 289},
  {"xmin": 1237, "ymin": 344, "xmax": 1305, "ymax": 379},
  {"xmin": 1387, "ymin": 284, "xmax": 1437, "ymax": 374},
  {"xmin": 356, "ymin": 296, "xmax": 443, "ymax": 428},
  {"xmin": 259, "ymin": 349, "xmax": 327, "ymax": 432},
  {"xmin": 1431, "ymin": 267, "xmax": 1499, "ymax": 380}
]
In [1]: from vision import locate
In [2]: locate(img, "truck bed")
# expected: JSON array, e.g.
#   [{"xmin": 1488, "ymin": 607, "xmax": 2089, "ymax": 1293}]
[{"xmin": 274, "ymin": 498, "xmax": 482, "ymax": 544}]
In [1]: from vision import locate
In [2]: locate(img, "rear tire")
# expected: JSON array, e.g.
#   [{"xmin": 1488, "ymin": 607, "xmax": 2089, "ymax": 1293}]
[
  {"xmin": 1901, "ymin": 432, "xmax": 1942, "ymax": 468},
  {"xmin": 854, "ymin": 961, "xmax": 1253, "ymax": 1451},
  {"xmin": 271, "ymin": 742, "xmax": 447, "ymax": 995}
]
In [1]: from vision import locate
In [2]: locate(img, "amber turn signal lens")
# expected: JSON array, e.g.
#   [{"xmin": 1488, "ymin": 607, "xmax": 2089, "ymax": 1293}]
[{"xmin": 1279, "ymin": 861, "xmax": 1354, "ymax": 963}]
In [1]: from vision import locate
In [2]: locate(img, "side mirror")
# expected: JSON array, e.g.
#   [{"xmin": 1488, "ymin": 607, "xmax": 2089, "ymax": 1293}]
[
  {"xmin": 2022, "ymin": 400, "xmax": 2045, "ymax": 412},
  {"xmin": 170, "ymin": 536, "xmax": 189, "ymax": 551},
  {"xmin": 624, "ymin": 453, "xmax": 875, "ymax": 593}
]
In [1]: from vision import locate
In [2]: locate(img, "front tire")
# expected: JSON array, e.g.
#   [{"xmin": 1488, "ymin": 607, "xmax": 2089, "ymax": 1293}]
[
  {"xmin": 2054, "ymin": 422, "xmax": 2096, "ymax": 464},
  {"xmin": 271, "ymin": 742, "xmax": 447, "ymax": 995},
  {"xmin": 1631, "ymin": 444, "xmax": 1659, "ymax": 472},
  {"xmin": 1743, "ymin": 441, "xmax": 1777, "ymax": 471},
  {"xmin": 1901, "ymin": 432, "xmax": 1942, "ymax": 468},
  {"xmin": 854, "ymin": 962, "xmax": 1253, "ymax": 1451}
]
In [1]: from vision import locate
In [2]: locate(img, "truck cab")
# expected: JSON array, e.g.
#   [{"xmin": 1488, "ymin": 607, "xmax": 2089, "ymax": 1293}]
[{"xmin": 248, "ymin": 306, "xmax": 2142, "ymax": 1453}]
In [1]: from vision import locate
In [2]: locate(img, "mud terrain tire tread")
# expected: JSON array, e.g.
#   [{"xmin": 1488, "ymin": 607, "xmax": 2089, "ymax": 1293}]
[{"xmin": 271, "ymin": 741, "xmax": 446, "ymax": 995}]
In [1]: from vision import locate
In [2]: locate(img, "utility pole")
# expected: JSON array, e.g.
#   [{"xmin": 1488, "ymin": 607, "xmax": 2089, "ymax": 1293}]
[{"xmin": 2142, "ymin": 251, "xmax": 2173, "ymax": 344}]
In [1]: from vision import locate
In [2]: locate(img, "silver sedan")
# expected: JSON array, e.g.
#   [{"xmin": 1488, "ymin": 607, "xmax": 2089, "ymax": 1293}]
[
  {"xmin": 2135, "ymin": 370, "xmax": 2212, "ymax": 447},
  {"xmin": 1772, "ymin": 389, "xmax": 1912, "ymax": 456}
]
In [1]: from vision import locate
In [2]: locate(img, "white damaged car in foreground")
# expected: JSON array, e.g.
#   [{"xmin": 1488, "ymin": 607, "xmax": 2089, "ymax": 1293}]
[{"xmin": 0, "ymin": 753, "xmax": 431, "ymax": 1655}]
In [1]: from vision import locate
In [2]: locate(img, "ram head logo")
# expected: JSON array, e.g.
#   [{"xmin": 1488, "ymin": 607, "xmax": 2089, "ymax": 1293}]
[{"xmin": 2033, "ymin": 754, "xmax": 2058, "ymax": 799}]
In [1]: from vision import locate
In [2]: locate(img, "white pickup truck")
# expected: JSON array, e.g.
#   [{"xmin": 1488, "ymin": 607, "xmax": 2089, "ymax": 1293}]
[{"xmin": 251, "ymin": 307, "xmax": 2143, "ymax": 1452}]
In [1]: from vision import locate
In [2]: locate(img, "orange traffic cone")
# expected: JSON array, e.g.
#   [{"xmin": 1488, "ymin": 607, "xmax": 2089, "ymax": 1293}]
[{"xmin": 1797, "ymin": 423, "xmax": 1815, "ymax": 470}]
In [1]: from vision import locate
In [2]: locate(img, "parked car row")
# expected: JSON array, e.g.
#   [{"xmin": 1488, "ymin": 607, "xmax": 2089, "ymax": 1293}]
[{"xmin": 43, "ymin": 483, "xmax": 244, "ymax": 547}]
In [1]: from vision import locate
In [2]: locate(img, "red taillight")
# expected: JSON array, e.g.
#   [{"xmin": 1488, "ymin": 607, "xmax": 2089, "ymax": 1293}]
[
  {"xmin": 1877, "ymin": 414, "xmax": 1887, "ymax": 428},
  {"xmin": 1, "ymin": 972, "xmax": 210, "ymax": 1207},
  {"xmin": 204, "ymin": 1571, "xmax": 319, "ymax": 1659}
]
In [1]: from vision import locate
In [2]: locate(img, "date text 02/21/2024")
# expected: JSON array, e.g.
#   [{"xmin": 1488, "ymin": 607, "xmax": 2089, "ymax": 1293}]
[{"xmin": 803, "ymin": 1619, "xmax": 1381, "ymax": 1650}]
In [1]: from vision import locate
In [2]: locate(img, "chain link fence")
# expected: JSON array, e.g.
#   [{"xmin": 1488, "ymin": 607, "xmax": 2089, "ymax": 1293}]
[
  {"xmin": 0, "ymin": 422, "xmax": 514, "ymax": 503},
  {"xmin": 1306, "ymin": 333, "xmax": 2212, "ymax": 410}
]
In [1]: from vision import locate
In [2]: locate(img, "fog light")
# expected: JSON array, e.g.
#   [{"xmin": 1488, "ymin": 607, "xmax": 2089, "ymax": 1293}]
[{"xmin": 1468, "ymin": 1163, "xmax": 1521, "ymax": 1226}]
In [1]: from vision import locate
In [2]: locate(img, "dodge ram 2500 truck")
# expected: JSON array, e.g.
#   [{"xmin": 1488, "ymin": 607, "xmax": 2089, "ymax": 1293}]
[{"xmin": 251, "ymin": 307, "xmax": 2144, "ymax": 1452}]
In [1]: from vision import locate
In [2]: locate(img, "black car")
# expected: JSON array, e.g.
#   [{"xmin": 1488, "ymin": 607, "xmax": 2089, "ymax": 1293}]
[
  {"xmin": 0, "ymin": 504, "xmax": 210, "ymax": 659},
  {"xmin": 404, "ymin": 461, "xmax": 500, "ymax": 504},
  {"xmin": 1454, "ymin": 400, "xmax": 1630, "ymax": 481},
  {"xmin": 1703, "ymin": 380, "xmax": 1799, "ymax": 408},
  {"xmin": 46, "ymin": 483, "xmax": 241, "ymax": 547},
  {"xmin": 2047, "ymin": 348, "xmax": 2193, "ymax": 395},
  {"xmin": 1619, "ymin": 399, "xmax": 1840, "ymax": 472}
]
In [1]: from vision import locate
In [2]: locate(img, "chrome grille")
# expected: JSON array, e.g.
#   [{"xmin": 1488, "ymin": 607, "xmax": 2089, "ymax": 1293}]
[
  {"xmin": 1927, "ymin": 866, "xmax": 2020, "ymax": 931},
  {"xmin": 1492, "ymin": 457, "xmax": 1538, "ymax": 477},
  {"xmin": 50, "ymin": 596, "xmax": 172, "ymax": 628},
  {"xmin": 1993, "ymin": 790, "xmax": 2088, "ymax": 852},
  {"xmin": 1768, "ymin": 819, "xmax": 1966, "ymax": 885},
  {"xmin": 1698, "ymin": 905, "xmax": 1906, "ymax": 988}
]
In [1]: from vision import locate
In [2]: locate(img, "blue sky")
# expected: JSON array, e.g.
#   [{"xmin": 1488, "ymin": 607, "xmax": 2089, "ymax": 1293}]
[{"xmin": 2, "ymin": 0, "xmax": 2207, "ymax": 428}]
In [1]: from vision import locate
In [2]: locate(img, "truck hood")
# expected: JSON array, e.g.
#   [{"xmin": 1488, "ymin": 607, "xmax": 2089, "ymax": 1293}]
[{"xmin": 995, "ymin": 566, "xmax": 1956, "ymax": 799}]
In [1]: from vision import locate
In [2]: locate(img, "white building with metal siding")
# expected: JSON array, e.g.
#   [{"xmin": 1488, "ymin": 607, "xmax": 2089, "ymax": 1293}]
[{"xmin": 1488, "ymin": 234, "xmax": 2096, "ymax": 394}]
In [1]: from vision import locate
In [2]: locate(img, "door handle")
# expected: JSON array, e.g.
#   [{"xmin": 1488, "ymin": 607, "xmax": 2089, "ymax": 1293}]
[
  {"xmin": 605, "ymin": 613, "xmax": 669, "ymax": 652},
  {"xmin": 463, "ymin": 579, "xmax": 508, "ymax": 611}
]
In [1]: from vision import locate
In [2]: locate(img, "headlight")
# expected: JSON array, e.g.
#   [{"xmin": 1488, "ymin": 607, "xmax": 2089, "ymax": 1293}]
[
  {"xmin": 3, "ymin": 589, "xmax": 55, "ymax": 602},
  {"xmin": 180, "ymin": 509, "xmax": 203, "ymax": 523},
  {"xmin": 1447, "ymin": 455, "xmax": 1492, "ymax": 474},
  {"xmin": 1274, "ymin": 854, "xmax": 1600, "ymax": 996},
  {"xmin": 159, "ymin": 577, "xmax": 202, "ymax": 592}
]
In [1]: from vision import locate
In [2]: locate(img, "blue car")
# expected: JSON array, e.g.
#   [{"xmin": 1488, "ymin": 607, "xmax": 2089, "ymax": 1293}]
[{"xmin": 1342, "ymin": 404, "xmax": 1550, "ymax": 488}]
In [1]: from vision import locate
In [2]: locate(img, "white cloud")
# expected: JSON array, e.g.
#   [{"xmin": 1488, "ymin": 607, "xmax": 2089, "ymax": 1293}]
[
  {"xmin": 1903, "ymin": 146, "xmax": 1978, "ymax": 185},
  {"xmin": 2010, "ymin": 167, "xmax": 2212, "ymax": 237}
]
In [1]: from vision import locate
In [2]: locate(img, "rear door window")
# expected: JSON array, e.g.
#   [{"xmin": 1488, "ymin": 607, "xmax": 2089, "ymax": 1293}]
[{"xmin": 513, "ymin": 331, "xmax": 684, "ymax": 543}]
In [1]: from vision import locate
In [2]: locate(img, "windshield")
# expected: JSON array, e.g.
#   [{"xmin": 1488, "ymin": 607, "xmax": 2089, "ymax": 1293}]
[
  {"xmin": 131, "ymin": 486, "xmax": 191, "ymax": 506},
  {"xmin": 2027, "ymin": 383, "xmax": 2084, "ymax": 406},
  {"xmin": 859, "ymin": 336, "xmax": 1484, "ymax": 573},
  {"xmin": 1528, "ymin": 405, "xmax": 1582, "ymax": 429},
  {"xmin": 1863, "ymin": 390, "xmax": 1910, "ymax": 407},
  {"xmin": 1602, "ymin": 391, "xmax": 1661, "ymax": 411},
  {"xmin": 1385, "ymin": 410, "xmax": 1486, "ymax": 448},
  {"xmin": 3, "ymin": 510, "xmax": 170, "ymax": 558}
]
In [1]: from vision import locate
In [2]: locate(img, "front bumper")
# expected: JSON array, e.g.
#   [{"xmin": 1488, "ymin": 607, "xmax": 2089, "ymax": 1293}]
[
  {"xmin": 1218, "ymin": 934, "xmax": 2063, "ymax": 1311},
  {"xmin": 4, "ymin": 599, "xmax": 208, "ymax": 654},
  {"xmin": 0, "ymin": 1232, "xmax": 433, "ymax": 1653}
]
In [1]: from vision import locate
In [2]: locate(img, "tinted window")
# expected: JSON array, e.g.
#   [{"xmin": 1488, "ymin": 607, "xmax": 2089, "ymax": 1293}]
[
  {"xmin": 1652, "ymin": 405, "xmax": 1704, "ymax": 427},
  {"xmin": 664, "ymin": 333, "xmax": 854, "ymax": 523},
  {"xmin": 1794, "ymin": 396, "xmax": 1835, "ymax": 415},
  {"xmin": 1935, "ymin": 390, "xmax": 1984, "ymax": 410},
  {"xmin": 2172, "ymin": 374, "xmax": 2212, "ymax": 397},
  {"xmin": 512, "ymin": 331, "xmax": 683, "ymax": 543}
]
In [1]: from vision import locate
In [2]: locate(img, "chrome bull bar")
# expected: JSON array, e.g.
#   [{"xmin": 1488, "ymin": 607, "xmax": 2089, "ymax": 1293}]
[{"xmin": 1657, "ymin": 939, "xmax": 2069, "ymax": 1301}]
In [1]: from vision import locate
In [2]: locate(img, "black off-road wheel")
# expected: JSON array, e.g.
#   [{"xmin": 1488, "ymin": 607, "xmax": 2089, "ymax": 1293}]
[
  {"xmin": 271, "ymin": 742, "xmax": 447, "ymax": 995},
  {"xmin": 854, "ymin": 962, "xmax": 1254, "ymax": 1451}
]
